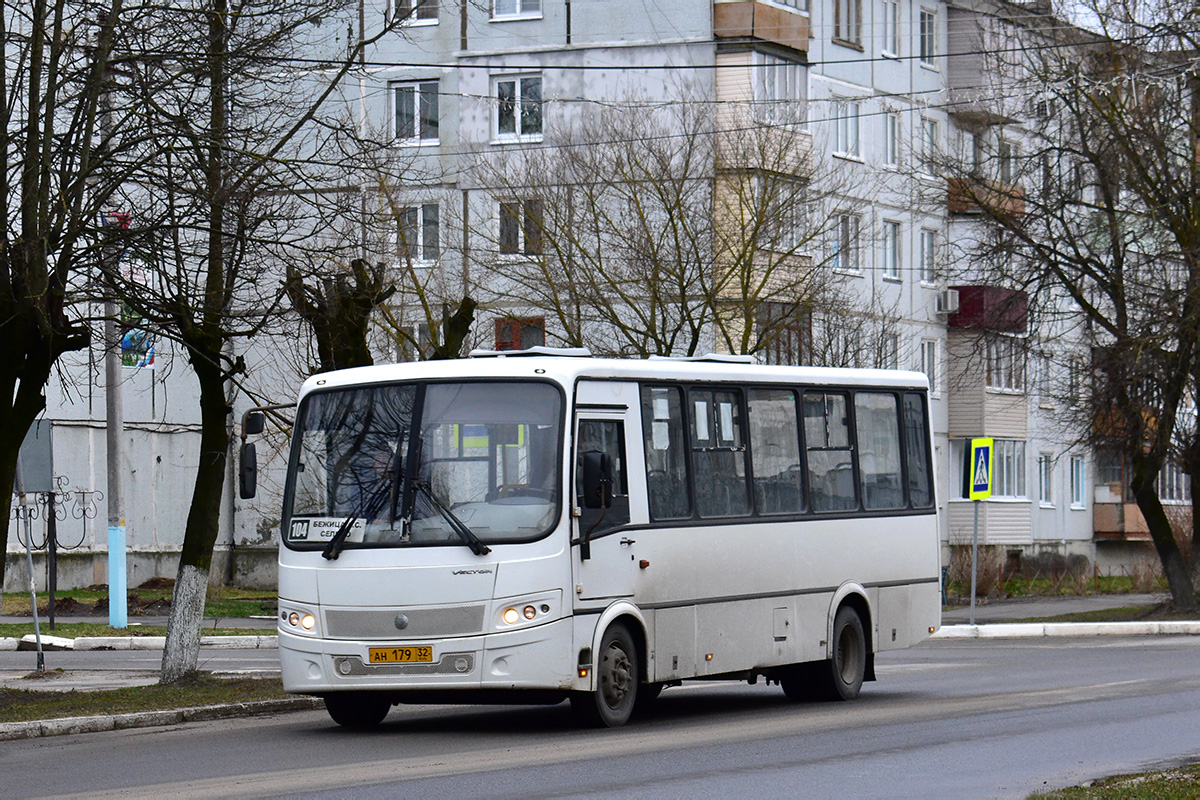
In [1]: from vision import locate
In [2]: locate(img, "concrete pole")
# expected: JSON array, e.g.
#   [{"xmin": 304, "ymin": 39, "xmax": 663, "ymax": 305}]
[{"xmin": 105, "ymin": 298, "xmax": 127, "ymax": 629}]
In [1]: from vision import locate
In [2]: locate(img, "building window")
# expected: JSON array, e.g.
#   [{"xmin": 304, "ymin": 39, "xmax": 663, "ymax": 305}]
[
  {"xmin": 396, "ymin": 0, "xmax": 437, "ymax": 22},
  {"xmin": 919, "ymin": 228, "xmax": 937, "ymax": 283},
  {"xmin": 1038, "ymin": 453, "xmax": 1054, "ymax": 506},
  {"xmin": 883, "ymin": 111, "xmax": 900, "ymax": 166},
  {"xmin": 754, "ymin": 53, "xmax": 805, "ymax": 123},
  {"xmin": 993, "ymin": 439, "xmax": 1026, "ymax": 499},
  {"xmin": 758, "ymin": 303, "xmax": 807, "ymax": 365},
  {"xmin": 499, "ymin": 198, "xmax": 543, "ymax": 256},
  {"xmin": 769, "ymin": 0, "xmax": 808, "ymax": 9},
  {"xmin": 1000, "ymin": 140, "xmax": 1017, "ymax": 185},
  {"xmin": 830, "ymin": 213, "xmax": 861, "ymax": 272},
  {"xmin": 919, "ymin": 8, "xmax": 937, "ymax": 64},
  {"xmin": 882, "ymin": 0, "xmax": 900, "ymax": 55},
  {"xmin": 762, "ymin": 178, "xmax": 806, "ymax": 252},
  {"xmin": 881, "ymin": 220, "xmax": 901, "ymax": 280},
  {"xmin": 1070, "ymin": 455, "xmax": 1086, "ymax": 508},
  {"xmin": 495, "ymin": 317, "xmax": 545, "ymax": 350},
  {"xmin": 393, "ymin": 81, "xmax": 438, "ymax": 144},
  {"xmin": 398, "ymin": 203, "xmax": 439, "ymax": 262},
  {"xmin": 494, "ymin": 75, "xmax": 542, "ymax": 141},
  {"xmin": 1159, "ymin": 461, "xmax": 1192, "ymax": 504},
  {"xmin": 986, "ymin": 337, "xmax": 1025, "ymax": 391},
  {"xmin": 834, "ymin": 0, "xmax": 862, "ymax": 45},
  {"xmin": 878, "ymin": 333, "xmax": 900, "ymax": 370},
  {"xmin": 920, "ymin": 338, "xmax": 939, "ymax": 395},
  {"xmin": 493, "ymin": 0, "xmax": 540, "ymax": 19},
  {"xmin": 920, "ymin": 117, "xmax": 939, "ymax": 169},
  {"xmin": 834, "ymin": 99, "xmax": 860, "ymax": 157}
]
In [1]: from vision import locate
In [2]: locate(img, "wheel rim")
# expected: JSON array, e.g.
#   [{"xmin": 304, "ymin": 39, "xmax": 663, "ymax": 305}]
[
  {"xmin": 599, "ymin": 641, "xmax": 633, "ymax": 709},
  {"xmin": 835, "ymin": 624, "xmax": 861, "ymax": 685}
]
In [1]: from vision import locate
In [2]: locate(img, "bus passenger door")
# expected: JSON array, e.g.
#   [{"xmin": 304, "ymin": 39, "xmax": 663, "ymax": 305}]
[{"xmin": 572, "ymin": 395, "xmax": 640, "ymax": 603}]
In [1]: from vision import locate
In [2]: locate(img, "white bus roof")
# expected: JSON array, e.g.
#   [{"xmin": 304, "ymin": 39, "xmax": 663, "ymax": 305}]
[{"xmin": 297, "ymin": 350, "xmax": 930, "ymax": 400}]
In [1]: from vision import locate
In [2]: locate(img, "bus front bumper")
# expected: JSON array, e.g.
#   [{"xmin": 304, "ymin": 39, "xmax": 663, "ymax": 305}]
[{"xmin": 279, "ymin": 616, "xmax": 580, "ymax": 695}]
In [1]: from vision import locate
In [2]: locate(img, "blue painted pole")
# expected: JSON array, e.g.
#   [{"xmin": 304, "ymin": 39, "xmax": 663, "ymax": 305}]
[{"xmin": 108, "ymin": 522, "xmax": 127, "ymax": 629}]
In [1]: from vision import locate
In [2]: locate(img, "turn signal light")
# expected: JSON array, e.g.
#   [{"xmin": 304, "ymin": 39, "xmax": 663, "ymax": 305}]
[
  {"xmin": 523, "ymin": 605, "xmax": 537, "ymax": 620},
  {"xmin": 288, "ymin": 612, "xmax": 300, "ymax": 626}
]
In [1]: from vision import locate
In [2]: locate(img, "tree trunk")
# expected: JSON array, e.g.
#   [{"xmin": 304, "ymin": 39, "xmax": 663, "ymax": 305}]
[
  {"xmin": 159, "ymin": 353, "xmax": 231, "ymax": 683},
  {"xmin": 1133, "ymin": 470, "xmax": 1196, "ymax": 610}
]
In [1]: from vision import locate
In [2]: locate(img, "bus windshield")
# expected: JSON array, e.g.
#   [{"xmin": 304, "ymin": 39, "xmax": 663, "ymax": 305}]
[{"xmin": 283, "ymin": 380, "xmax": 563, "ymax": 550}]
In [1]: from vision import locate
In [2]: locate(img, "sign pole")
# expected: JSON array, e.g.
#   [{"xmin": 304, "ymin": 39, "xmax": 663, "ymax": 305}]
[
  {"xmin": 970, "ymin": 500, "xmax": 979, "ymax": 626},
  {"xmin": 966, "ymin": 437, "xmax": 994, "ymax": 628}
]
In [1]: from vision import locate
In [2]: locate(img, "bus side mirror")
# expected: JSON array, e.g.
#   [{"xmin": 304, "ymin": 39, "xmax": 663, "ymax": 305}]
[
  {"xmin": 239, "ymin": 442, "xmax": 258, "ymax": 499},
  {"xmin": 244, "ymin": 410, "xmax": 266, "ymax": 436},
  {"xmin": 581, "ymin": 451, "xmax": 612, "ymax": 510}
]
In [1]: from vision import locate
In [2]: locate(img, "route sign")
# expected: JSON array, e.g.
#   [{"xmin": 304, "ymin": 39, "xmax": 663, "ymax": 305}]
[{"xmin": 968, "ymin": 438, "xmax": 994, "ymax": 500}]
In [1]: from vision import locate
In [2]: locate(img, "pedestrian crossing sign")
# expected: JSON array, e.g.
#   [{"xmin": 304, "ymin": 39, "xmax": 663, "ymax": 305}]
[{"xmin": 968, "ymin": 438, "xmax": 994, "ymax": 500}]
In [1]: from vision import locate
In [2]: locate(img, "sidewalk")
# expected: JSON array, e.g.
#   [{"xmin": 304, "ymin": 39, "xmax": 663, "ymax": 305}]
[{"xmin": 2, "ymin": 594, "xmax": 1197, "ymax": 741}]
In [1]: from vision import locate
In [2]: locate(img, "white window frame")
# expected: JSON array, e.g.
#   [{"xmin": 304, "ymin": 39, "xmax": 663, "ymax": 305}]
[
  {"xmin": 493, "ymin": 74, "xmax": 543, "ymax": 143},
  {"xmin": 830, "ymin": 213, "xmax": 861, "ymax": 273},
  {"xmin": 396, "ymin": 203, "xmax": 440, "ymax": 263},
  {"xmin": 993, "ymin": 439, "xmax": 1027, "ymax": 499},
  {"xmin": 834, "ymin": 98, "xmax": 861, "ymax": 158},
  {"xmin": 754, "ymin": 53, "xmax": 805, "ymax": 124},
  {"xmin": 395, "ymin": 0, "xmax": 438, "ymax": 25},
  {"xmin": 987, "ymin": 336, "xmax": 1025, "ymax": 392},
  {"xmin": 880, "ymin": 333, "xmax": 900, "ymax": 370},
  {"xmin": 763, "ymin": 0, "xmax": 808, "ymax": 10},
  {"xmin": 392, "ymin": 80, "xmax": 439, "ymax": 145},
  {"xmin": 1158, "ymin": 461, "xmax": 1192, "ymax": 504},
  {"xmin": 920, "ymin": 117, "xmax": 939, "ymax": 170},
  {"xmin": 834, "ymin": 0, "xmax": 862, "ymax": 45},
  {"xmin": 492, "ymin": 0, "xmax": 541, "ymax": 20},
  {"xmin": 882, "ymin": 0, "xmax": 901, "ymax": 56},
  {"xmin": 920, "ymin": 338, "xmax": 939, "ymax": 396},
  {"xmin": 1038, "ymin": 453, "xmax": 1054, "ymax": 507},
  {"xmin": 919, "ymin": 228, "xmax": 937, "ymax": 283},
  {"xmin": 883, "ymin": 111, "xmax": 900, "ymax": 167},
  {"xmin": 881, "ymin": 220, "xmax": 901, "ymax": 280},
  {"xmin": 498, "ymin": 198, "xmax": 543, "ymax": 256},
  {"xmin": 1069, "ymin": 455, "xmax": 1086, "ymax": 509},
  {"xmin": 919, "ymin": 8, "xmax": 937, "ymax": 66}
]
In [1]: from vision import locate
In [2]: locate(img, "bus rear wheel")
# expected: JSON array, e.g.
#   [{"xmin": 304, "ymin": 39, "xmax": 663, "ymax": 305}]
[
  {"xmin": 781, "ymin": 606, "xmax": 866, "ymax": 702},
  {"xmin": 324, "ymin": 692, "xmax": 392, "ymax": 729},
  {"xmin": 571, "ymin": 622, "xmax": 638, "ymax": 728}
]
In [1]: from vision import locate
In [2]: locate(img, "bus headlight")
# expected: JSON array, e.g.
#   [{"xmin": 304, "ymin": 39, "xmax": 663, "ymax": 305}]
[
  {"xmin": 280, "ymin": 605, "xmax": 320, "ymax": 636},
  {"xmin": 496, "ymin": 592, "xmax": 561, "ymax": 629}
]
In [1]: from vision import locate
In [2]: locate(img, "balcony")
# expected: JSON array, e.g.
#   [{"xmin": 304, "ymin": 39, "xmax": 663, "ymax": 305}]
[
  {"xmin": 948, "ymin": 285, "xmax": 1028, "ymax": 333},
  {"xmin": 948, "ymin": 177, "xmax": 1026, "ymax": 219},
  {"xmin": 715, "ymin": 121, "xmax": 813, "ymax": 179},
  {"xmin": 714, "ymin": 1, "xmax": 810, "ymax": 53}
]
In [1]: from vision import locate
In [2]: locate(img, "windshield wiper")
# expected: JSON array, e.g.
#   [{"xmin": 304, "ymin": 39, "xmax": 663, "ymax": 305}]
[
  {"xmin": 412, "ymin": 480, "xmax": 491, "ymax": 556},
  {"xmin": 322, "ymin": 477, "xmax": 393, "ymax": 560}
]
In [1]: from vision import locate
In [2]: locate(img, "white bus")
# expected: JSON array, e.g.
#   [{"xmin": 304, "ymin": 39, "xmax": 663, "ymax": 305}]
[{"xmin": 267, "ymin": 349, "xmax": 941, "ymax": 728}]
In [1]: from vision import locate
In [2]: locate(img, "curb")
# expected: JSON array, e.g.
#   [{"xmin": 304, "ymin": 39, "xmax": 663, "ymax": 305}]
[
  {"xmin": 1, "ymin": 634, "xmax": 278, "ymax": 651},
  {"xmin": 933, "ymin": 621, "xmax": 1200, "ymax": 639},
  {"xmin": 0, "ymin": 696, "xmax": 323, "ymax": 741}
]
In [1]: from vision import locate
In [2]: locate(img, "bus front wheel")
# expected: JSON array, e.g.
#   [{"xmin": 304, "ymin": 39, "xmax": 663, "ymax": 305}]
[
  {"xmin": 324, "ymin": 691, "xmax": 392, "ymax": 729},
  {"xmin": 571, "ymin": 622, "xmax": 639, "ymax": 727}
]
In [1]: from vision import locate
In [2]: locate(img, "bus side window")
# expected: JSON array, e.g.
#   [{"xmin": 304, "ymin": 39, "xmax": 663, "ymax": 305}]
[
  {"xmin": 640, "ymin": 386, "xmax": 692, "ymax": 520},
  {"xmin": 575, "ymin": 420, "xmax": 630, "ymax": 534},
  {"xmin": 803, "ymin": 392, "xmax": 857, "ymax": 512},
  {"xmin": 748, "ymin": 389, "xmax": 804, "ymax": 514},
  {"xmin": 689, "ymin": 389, "xmax": 751, "ymax": 518},
  {"xmin": 902, "ymin": 393, "xmax": 934, "ymax": 508},
  {"xmin": 855, "ymin": 392, "xmax": 904, "ymax": 510}
]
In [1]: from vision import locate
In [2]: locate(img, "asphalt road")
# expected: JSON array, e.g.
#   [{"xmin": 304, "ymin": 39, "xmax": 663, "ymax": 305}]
[{"xmin": 7, "ymin": 636, "xmax": 1200, "ymax": 799}]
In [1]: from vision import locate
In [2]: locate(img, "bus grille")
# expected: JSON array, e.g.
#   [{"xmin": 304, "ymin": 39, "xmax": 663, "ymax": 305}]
[
  {"xmin": 324, "ymin": 605, "xmax": 487, "ymax": 640},
  {"xmin": 332, "ymin": 653, "xmax": 476, "ymax": 676}
]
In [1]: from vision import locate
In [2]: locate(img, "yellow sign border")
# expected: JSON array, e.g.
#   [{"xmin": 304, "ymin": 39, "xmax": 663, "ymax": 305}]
[{"xmin": 968, "ymin": 437, "xmax": 994, "ymax": 500}]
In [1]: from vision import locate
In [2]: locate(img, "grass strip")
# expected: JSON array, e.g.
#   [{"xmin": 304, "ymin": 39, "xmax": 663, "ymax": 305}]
[
  {"xmin": 1031, "ymin": 764, "xmax": 1200, "ymax": 798},
  {"xmin": 0, "ymin": 675, "xmax": 293, "ymax": 724},
  {"xmin": 0, "ymin": 623, "xmax": 268, "ymax": 638}
]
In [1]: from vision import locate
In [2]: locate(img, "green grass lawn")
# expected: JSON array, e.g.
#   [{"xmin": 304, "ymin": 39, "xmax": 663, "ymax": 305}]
[
  {"xmin": 0, "ymin": 674, "xmax": 294, "ymax": 724},
  {"xmin": 0, "ymin": 622, "xmax": 268, "ymax": 638},
  {"xmin": 1031, "ymin": 764, "xmax": 1200, "ymax": 798},
  {"xmin": 2, "ymin": 583, "xmax": 277, "ymax": 620}
]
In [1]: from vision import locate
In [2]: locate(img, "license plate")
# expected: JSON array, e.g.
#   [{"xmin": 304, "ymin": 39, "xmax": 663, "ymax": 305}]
[{"xmin": 368, "ymin": 645, "xmax": 433, "ymax": 664}]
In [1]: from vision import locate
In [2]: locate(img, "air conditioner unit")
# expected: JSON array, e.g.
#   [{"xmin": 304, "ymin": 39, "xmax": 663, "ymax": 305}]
[{"xmin": 936, "ymin": 288, "xmax": 960, "ymax": 315}]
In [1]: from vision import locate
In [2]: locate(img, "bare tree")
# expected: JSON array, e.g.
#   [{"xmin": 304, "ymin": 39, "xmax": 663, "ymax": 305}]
[
  {"xmin": 102, "ymin": 0, "xmax": 407, "ymax": 681},
  {"xmin": 933, "ymin": 0, "xmax": 1200, "ymax": 607},
  {"xmin": 464, "ymin": 93, "xmax": 872, "ymax": 360},
  {"xmin": 0, "ymin": 0, "xmax": 142, "ymax": 589}
]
